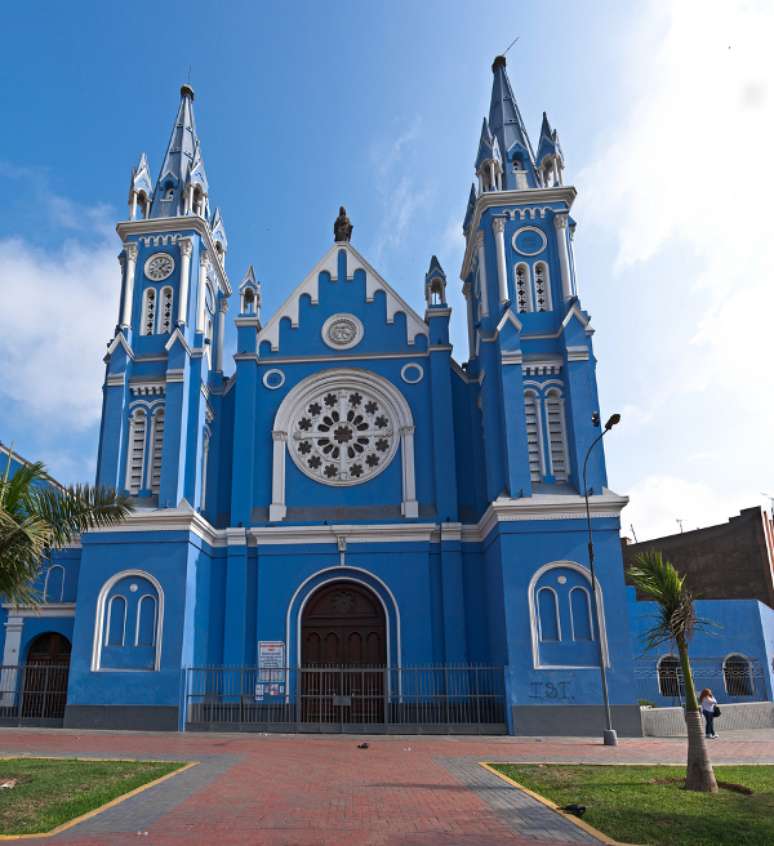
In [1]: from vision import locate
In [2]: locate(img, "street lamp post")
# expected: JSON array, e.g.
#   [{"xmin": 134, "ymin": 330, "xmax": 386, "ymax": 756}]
[{"xmin": 583, "ymin": 412, "xmax": 621, "ymax": 747}]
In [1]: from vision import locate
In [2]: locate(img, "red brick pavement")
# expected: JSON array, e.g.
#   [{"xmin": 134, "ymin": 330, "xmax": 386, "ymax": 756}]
[{"xmin": 2, "ymin": 729, "xmax": 774, "ymax": 846}]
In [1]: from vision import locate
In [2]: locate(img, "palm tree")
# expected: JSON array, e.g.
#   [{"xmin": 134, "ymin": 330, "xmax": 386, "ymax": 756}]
[
  {"xmin": 628, "ymin": 549, "xmax": 718, "ymax": 793},
  {"xmin": 0, "ymin": 454, "xmax": 132, "ymax": 605}
]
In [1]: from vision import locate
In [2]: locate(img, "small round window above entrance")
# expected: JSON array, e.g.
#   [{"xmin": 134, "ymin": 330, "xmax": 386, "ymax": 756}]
[{"xmin": 288, "ymin": 381, "xmax": 399, "ymax": 486}]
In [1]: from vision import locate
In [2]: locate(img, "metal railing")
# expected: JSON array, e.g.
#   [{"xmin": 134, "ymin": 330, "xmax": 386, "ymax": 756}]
[
  {"xmin": 0, "ymin": 664, "xmax": 70, "ymax": 725},
  {"xmin": 634, "ymin": 656, "xmax": 767, "ymax": 706},
  {"xmin": 185, "ymin": 665, "xmax": 506, "ymax": 734}
]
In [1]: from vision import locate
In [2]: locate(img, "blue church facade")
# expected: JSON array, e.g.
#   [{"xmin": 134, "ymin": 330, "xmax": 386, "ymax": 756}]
[{"xmin": 2, "ymin": 58, "xmax": 645, "ymax": 734}]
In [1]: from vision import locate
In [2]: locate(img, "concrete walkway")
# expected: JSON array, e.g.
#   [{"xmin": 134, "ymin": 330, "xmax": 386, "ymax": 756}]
[{"xmin": 2, "ymin": 729, "xmax": 774, "ymax": 845}]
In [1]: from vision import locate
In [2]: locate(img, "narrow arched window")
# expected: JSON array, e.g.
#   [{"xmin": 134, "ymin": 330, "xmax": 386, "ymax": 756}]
[
  {"xmin": 43, "ymin": 564, "xmax": 65, "ymax": 603},
  {"xmin": 136, "ymin": 595, "xmax": 157, "ymax": 647},
  {"xmin": 533, "ymin": 262, "xmax": 552, "ymax": 311},
  {"xmin": 658, "ymin": 655, "xmax": 682, "ymax": 698},
  {"xmin": 157, "ymin": 286, "xmax": 173, "ymax": 334},
  {"xmin": 514, "ymin": 264, "xmax": 532, "ymax": 313},
  {"xmin": 163, "ymin": 182, "xmax": 174, "ymax": 201},
  {"xmin": 141, "ymin": 287, "xmax": 156, "ymax": 336},
  {"xmin": 126, "ymin": 408, "xmax": 147, "ymax": 495},
  {"xmin": 545, "ymin": 388, "xmax": 569, "ymax": 482},
  {"xmin": 524, "ymin": 390, "xmax": 544, "ymax": 483},
  {"xmin": 106, "ymin": 595, "xmax": 127, "ymax": 646},
  {"xmin": 724, "ymin": 654, "xmax": 754, "ymax": 696},
  {"xmin": 200, "ymin": 428, "xmax": 210, "ymax": 511},
  {"xmin": 570, "ymin": 586, "xmax": 593, "ymax": 640},
  {"xmin": 537, "ymin": 588, "xmax": 560, "ymax": 641},
  {"xmin": 147, "ymin": 406, "xmax": 165, "ymax": 495}
]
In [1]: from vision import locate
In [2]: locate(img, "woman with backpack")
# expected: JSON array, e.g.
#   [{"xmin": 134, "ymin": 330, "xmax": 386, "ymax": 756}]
[{"xmin": 700, "ymin": 688, "xmax": 720, "ymax": 738}]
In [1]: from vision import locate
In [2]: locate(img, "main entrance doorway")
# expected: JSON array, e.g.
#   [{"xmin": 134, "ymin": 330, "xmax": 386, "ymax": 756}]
[
  {"xmin": 300, "ymin": 581, "xmax": 387, "ymax": 726},
  {"xmin": 22, "ymin": 633, "xmax": 71, "ymax": 720}
]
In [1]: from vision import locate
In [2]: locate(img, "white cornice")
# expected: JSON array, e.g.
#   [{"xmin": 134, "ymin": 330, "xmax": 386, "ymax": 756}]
[
  {"xmin": 3, "ymin": 603, "xmax": 76, "ymax": 618},
  {"xmin": 117, "ymin": 216, "xmax": 232, "ymax": 296}
]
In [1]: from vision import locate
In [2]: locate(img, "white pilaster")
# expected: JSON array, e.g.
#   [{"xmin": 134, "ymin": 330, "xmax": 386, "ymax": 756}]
[
  {"xmin": 493, "ymin": 217, "xmax": 508, "ymax": 304},
  {"xmin": 196, "ymin": 251, "xmax": 210, "ymax": 333},
  {"xmin": 129, "ymin": 191, "xmax": 137, "ymax": 221},
  {"xmin": 269, "ymin": 431, "xmax": 288, "ymax": 522},
  {"xmin": 474, "ymin": 231, "xmax": 490, "ymax": 317},
  {"xmin": 0, "ymin": 615, "xmax": 23, "ymax": 706},
  {"xmin": 464, "ymin": 285, "xmax": 476, "ymax": 359},
  {"xmin": 119, "ymin": 242, "xmax": 138, "ymax": 329},
  {"xmin": 216, "ymin": 299, "xmax": 227, "ymax": 372},
  {"xmin": 177, "ymin": 238, "xmax": 193, "ymax": 326},
  {"xmin": 400, "ymin": 425, "xmax": 419, "ymax": 519},
  {"xmin": 554, "ymin": 213, "xmax": 572, "ymax": 301}
]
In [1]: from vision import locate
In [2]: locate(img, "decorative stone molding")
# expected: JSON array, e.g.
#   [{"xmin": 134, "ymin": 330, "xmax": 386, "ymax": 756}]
[
  {"xmin": 522, "ymin": 361, "xmax": 562, "ymax": 376},
  {"xmin": 492, "ymin": 218, "xmax": 508, "ymax": 304},
  {"xmin": 177, "ymin": 238, "xmax": 193, "ymax": 325},
  {"xmin": 553, "ymin": 214, "xmax": 572, "ymax": 301},
  {"xmin": 129, "ymin": 382, "xmax": 166, "ymax": 397},
  {"xmin": 474, "ymin": 230, "xmax": 490, "ymax": 317},
  {"xmin": 119, "ymin": 242, "xmax": 139, "ymax": 329},
  {"xmin": 321, "ymin": 313, "xmax": 364, "ymax": 351}
]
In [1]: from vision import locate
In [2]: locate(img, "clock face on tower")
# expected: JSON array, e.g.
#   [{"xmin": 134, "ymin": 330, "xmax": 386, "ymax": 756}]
[{"xmin": 144, "ymin": 252, "xmax": 175, "ymax": 281}]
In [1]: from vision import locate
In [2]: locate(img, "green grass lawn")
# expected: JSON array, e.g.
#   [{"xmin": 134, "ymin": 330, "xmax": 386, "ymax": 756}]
[
  {"xmin": 491, "ymin": 764, "xmax": 774, "ymax": 846},
  {"xmin": 0, "ymin": 757, "xmax": 186, "ymax": 835}
]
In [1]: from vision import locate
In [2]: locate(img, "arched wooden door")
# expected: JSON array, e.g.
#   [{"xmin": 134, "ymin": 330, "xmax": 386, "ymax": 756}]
[
  {"xmin": 300, "ymin": 582, "xmax": 387, "ymax": 725},
  {"xmin": 23, "ymin": 633, "xmax": 71, "ymax": 719}
]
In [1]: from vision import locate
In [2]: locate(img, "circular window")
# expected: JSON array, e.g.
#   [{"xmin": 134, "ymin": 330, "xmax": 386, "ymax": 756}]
[
  {"xmin": 262, "ymin": 369, "xmax": 286, "ymax": 390},
  {"xmin": 512, "ymin": 227, "xmax": 547, "ymax": 257},
  {"xmin": 400, "ymin": 363, "xmax": 424, "ymax": 384},
  {"xmin": 289, "ymin": 386, "xmax": 398, "ymax": 486},
  {"xmin": 321, "ymin": 313, "xmax": 364, "ymax": 350},
  {"xmin": 144, "ymin": 252, "xmax": 175, "ymax": 281}
]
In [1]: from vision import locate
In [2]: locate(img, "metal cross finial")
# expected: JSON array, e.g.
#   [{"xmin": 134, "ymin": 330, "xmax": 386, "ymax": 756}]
[{"xmin": 503, "ymin": 36, "xmax": 520, "ymax": 55}]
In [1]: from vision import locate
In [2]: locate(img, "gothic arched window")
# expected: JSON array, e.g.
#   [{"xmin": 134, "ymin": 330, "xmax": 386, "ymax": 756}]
[
  {"xmin": 141, "ymin": 287, "xmax": 156, "ymax": 336},
  {"xmin": 533, "ymin": 262, "xmax": 552, "ymax": 311},
  {"xmin": 94, "ymin": 571, "xmax": 163, "ymax": 671},
  {"xmin": 657, "ymin": 655, "xmax": 683, "ymax": 698},
  {"xmin": 544, "ymin": 388, "xmax": 569, "ymax": 482},
  {"xmin": 157, "ymin": 286, "xmax": 173, "ymax": 334},
  {"xmin": 125, "ymin": 407, "xmax": 148, "ymax": 495},
  {"xmin": 147, "ymin": 406, "xmax": 165, "ymax": 495},
  {"xmin": 724, "ymin": 654, "xmax": 754, "ymax": 697},
  {"xmin": 570, "ymin": 586, "xmax": 593, "ymax": 640},
  {"xmin": 514, "ymin": 263, "xmax": 532, "ymax": 313},
  {"xmin": 43, "ymin": 564, "xmax": 65, "ymax": 603},
  {"xmin": 523, "ymin": 389, "xmax": 544, "ymax": 483},
  {"xmin": 537, "ymin": 588, "xmax": 560, "ymax": 641}
]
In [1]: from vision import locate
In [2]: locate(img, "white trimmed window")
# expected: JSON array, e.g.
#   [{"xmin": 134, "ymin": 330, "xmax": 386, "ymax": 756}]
[
  {"xmin": 157, "ymin": 286, "xmax": 174, "ymax": 334},
  {"xmin": 532, "ymin": 262, "xmax": 552, "ymax": 311},
  {"xmin": 524, "ymin": 390, "xmax": 544, "ymax": 482},
  {"xmin": 514, "ymin": 263, "xmax": 532, "ymax": 313},
  {"xmin": 545, "ymin": 388, "xmax": 569, "ymax": 482},
  {"xmin": 126, "ymin": 408, "xmax": 147, "ymax": 495},
  {"xmin": 43, "ymin": 564, "xmax": 65, "ymax": 603},
  {"xmin": 140, "ymin": 288, "xmax": 157, "ymax": 336},
  {"xmin": 147, "ymin": 406, "xmax": 165, "ymax": 495}
]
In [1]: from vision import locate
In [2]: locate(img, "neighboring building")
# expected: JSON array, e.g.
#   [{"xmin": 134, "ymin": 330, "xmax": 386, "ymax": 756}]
[
  {"xmin": 623, "ymin": 507, "xmax": 774, "ymax": 608},
  {"xmin": 628, "ymin": 587, "xmax": 774, "ymax": 707},
  {"xmin": 0, "ymin": 57, "xmax": 642, "ymax": 735}
]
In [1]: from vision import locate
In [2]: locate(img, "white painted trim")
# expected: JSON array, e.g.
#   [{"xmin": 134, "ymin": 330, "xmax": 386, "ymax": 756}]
[
  {"xmin": 43, "ymin": 564, "xmax": 65, "ymax": 603},
  {"xmin": 722, "ymin": 652, "xmax": 754, "ymax": 696},
  {"xmin": 475, "ymin": 231, "xmax": 490, "ymax": 317},
  {"xmin": 2, "ymin": 603, "xmax": 76, "ymax": 618},
  {"xmin": 527, "ymin": 560, "xmax": 610, "ymax": 670},
  {"xmin": 262, "ymin": 369, "xmax": 286, "ymax": 390},
  {"xmin": 92, "ymin": 569, "xmax": 164, "ymax": 671},
  {"xmin": 321, "ymin": 313, "xmax": 365, "ymax": 351},
  {"xmin": 134, "ymin": 594, "xmax": 157, "ymax": 647},
  {"xmin": 400, "ymin": 363, "xmax": 424, "ymax": 384},
  {"xmin": 657, "ymin": 653, "xmax": 681, "ymax": 696},
  {"xmin": 512, "ymin": 225, "xmax": 548, "ymax": 257}
]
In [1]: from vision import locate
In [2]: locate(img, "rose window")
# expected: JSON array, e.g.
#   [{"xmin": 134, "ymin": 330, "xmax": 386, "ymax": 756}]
[{"xmin": 289, "ymin": 387, "xmax": 398, "ymax": 485}]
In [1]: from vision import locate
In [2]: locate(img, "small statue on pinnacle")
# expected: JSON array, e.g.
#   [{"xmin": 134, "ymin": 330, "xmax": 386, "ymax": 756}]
[{"xmin": 334, "ymin": 206, "xmax": 353, "ymax": 243}]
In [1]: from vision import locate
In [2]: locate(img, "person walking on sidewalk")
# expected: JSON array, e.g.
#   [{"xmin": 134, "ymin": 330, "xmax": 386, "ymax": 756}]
[{"xmin": 700, "ymin": 688, "xmax": 719, "ymax": 738}]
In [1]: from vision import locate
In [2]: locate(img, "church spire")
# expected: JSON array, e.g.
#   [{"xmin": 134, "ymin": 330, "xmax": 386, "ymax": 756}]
[
  {"xmin": 488, "ymin": 55, "xmax": 538, "ymax": 190},
  {"xmin": 150, "ymin": 84, "xmax": 209, "ymax": 218},
  {"xmin": 536, "ymin": 111, "xmax": 565, "ymax": 188}
]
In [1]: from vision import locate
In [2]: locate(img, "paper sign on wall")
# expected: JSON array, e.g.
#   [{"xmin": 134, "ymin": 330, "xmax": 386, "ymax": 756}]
[{"xmin": 257, "ymin": 641, "xmax": 285, "ymax": 699}]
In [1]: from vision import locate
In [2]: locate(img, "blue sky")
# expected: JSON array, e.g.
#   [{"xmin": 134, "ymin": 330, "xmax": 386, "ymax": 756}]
[{"xmin": 0, "ymin": 1, "xmax": 770, "ymax": 539}]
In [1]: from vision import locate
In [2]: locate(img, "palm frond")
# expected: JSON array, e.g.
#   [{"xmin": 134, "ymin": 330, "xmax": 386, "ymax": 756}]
[
  {"xmin": 29, "ymin": 484, "xmax": 133, "ymax": 547},
  {"xmin": 627, "ymin": 549, "xmax": 697, "ymax": 643}
]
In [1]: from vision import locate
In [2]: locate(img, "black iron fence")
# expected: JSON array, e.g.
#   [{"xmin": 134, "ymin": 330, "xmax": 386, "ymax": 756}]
[
  {"xmin": 0, "ymin": 664, "xmax": 70, "ymax": 726},
  {"xmin": 185, "ymin": 665, "xmax": 506, "ymax": 734},
  {"xmin": 634, "ymin": 656, "xmax": 768, "ymax": 706}
]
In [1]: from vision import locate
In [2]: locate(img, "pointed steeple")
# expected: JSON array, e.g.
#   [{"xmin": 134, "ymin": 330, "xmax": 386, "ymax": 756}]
[
  {"xmin": 210, "ymin": 207, "xmax": 228, "ymax": 263},
  {"xmin": 474, "ymin": 118, "xmax": 494, "ymax": 171},
  {"xmin": 150, "ymin": 84, "xmax": 207, "ymax": 218},
  {"xmin": 536, "ymin": 111, "xmax": 565, "ymax": 187},
  {"xmin": 488, "ymin": 55, "xmax": 538, "ymax": 190},
  {"xmin": 239, "ymin": 264, "xmax": 261, "ymax": 317},
  {"xmin": 424, "ymin": 255, "xmax": 447, "ymax": 307},
  {"xmin": 128, "ymin": 153, "xmax": 152, "ymax": 219},
  {"xmin": 462, "ymin": 183, "xmax": 477, "ymax": 234}
]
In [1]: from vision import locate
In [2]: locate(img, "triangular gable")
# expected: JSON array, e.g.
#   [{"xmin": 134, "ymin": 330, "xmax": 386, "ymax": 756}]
[{"xmin": 256, "ymin": 242, "xmax": 429, "ymax": 352}]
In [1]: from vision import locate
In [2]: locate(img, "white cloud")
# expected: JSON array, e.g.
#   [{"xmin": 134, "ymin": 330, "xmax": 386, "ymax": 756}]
[
  {"xmin": 0, "ymin": 233, "xmax": 118, "ymax": 429},
  {"xmin": 578, "ymin": 0, "xmax": 774, "ymax": 529}
]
